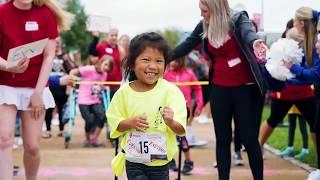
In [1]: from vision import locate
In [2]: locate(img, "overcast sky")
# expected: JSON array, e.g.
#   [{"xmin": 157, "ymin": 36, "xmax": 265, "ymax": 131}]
[{"xmin": 81, "ymin": 0, "xmax": 320, "ymax": 37}]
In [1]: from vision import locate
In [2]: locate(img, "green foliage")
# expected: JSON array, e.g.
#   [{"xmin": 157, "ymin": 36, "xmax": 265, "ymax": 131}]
[
  {"xmin": 158, "ymin": 28, "xmax": 183, "ymax": 49},
  {"xmin": 60, "ymin": 0, "xmax": 92, "ymax": 63}
]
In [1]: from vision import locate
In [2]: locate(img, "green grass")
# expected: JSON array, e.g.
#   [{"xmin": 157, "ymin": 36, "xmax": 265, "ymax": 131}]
[{"xmin": 262, "ymin": 106, "xmax": 317, "ymax": 167}]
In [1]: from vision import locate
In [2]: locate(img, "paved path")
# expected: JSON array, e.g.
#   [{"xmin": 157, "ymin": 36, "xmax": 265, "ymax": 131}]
[{"xmin": 13, "ymin": 115, "xmax": 309, "ymax": 180}]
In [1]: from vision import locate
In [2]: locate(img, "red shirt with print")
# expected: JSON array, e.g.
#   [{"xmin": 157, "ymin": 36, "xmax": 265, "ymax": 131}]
[{"xmin": 0, "ymin": 1, "xmax": 58, "ymax": 88}]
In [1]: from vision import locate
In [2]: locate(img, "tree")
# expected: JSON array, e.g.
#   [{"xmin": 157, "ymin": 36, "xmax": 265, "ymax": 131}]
[
  {"xmin": 60, "ymin": 0, "xmax": 92, "ymax": 63},
  {"xmin": 158, "ymin": 28, "xmax": 183, "ymax": 49}
]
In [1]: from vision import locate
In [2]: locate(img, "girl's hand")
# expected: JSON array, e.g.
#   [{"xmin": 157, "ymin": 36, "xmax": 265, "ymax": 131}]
[
  {"xmin": 253, "ymin": 39, "xmax": 268, "ymax": 63},
  {"xmin": 161, "ymin": 106, "xmax": 174, "ymax": 126},
  {"xmin": 6, "ymin": 57, "xmax": 30, "ymax": 73},
  {"xmin": 29, "ymin": 91, "xmax": 45, "ymax": 120},
  {"xmin": 59, "ymin": 75, "xmax": 76, "ymax": 86},
  {"xmin": 130, "ymin": 114, "xmax": 149, "ymax": 131}
]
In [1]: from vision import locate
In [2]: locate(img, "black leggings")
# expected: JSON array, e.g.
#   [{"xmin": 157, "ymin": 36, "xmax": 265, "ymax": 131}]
[
  {"xmin": 287, "ymin": 114, "xmax": 308, "ymax": 149},
  {"xmin": 79, "ymin": 103, "xmax": 106, "ymax": 134},
  {"xmin": 267, "ymin": 98, "xmax": 319, "ymax": 167},
  {"xmin": 45, "ymin": 95, "xmax": 68, "ymax": 131},
  {"xmin": 315, "ymin": 99, "xmax": 320, "ymax": 168},
  {"xmin": 267, "ymin": 98, "xmax": 316, "ymax": 131},
  {"xmin": 210, "ymin": 84, "xmax": 264, "ymax": 180}
]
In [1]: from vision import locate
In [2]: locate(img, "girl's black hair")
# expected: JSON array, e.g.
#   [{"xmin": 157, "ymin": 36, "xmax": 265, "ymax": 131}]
[{"xmin": 122, "ymin": 32, "xmax": 172, "ymax": 81}]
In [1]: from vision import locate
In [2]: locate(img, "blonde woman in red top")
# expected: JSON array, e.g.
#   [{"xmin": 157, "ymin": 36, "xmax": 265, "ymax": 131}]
[{"xmin": 0, "ymin": 0, "xmax": 72, "ymax": 179}]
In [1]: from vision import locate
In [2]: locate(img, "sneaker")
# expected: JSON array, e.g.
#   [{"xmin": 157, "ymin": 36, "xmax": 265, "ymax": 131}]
[
  {"xmin": 213, "ymin": 161, "xmax": 217, "ymax": 168},
  {"xmin": 42, "ymin": 131, "xmax": 52, "ymax": 139},
  {"xmin": 233, "ymin": 151, "xmax": 244, "ymax": 166},
  {"xmin": 57, "ymin": 131, "xmax": 64, "ymax": 137},
  {"xmin": 307, "ymin": 169, "xmax": 320, "ymax": 180},
  {"xmin": 187, "ymin": 135, "xmax": 208, "ymax": 147},
  {"xmin": 195, "ymin": 115, "xmax": 210, "ymax": 124},
  {"xmin": 168, "ymin": 159, "xmax": 178, "ymax": 172},
  {"xmin": 90, "ymin": 138, "xmax": 105, "ymax": 148},
  {"xmin": 81, "ymin": 140, "xmax": 92, "ymax": 148},
  {"xmin": 294, "ymin": 149, "xmax": 309, "ymax": 159},
  {"xmin": 182, "ymin": 160, "xmax": 194, "ymax": 175},
  {"xmin": 279, "ymin": 147, "xmax": 294, "ymax": 157}
]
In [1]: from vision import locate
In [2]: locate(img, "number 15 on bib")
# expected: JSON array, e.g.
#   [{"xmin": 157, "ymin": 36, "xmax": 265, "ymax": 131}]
[{"xmin": 125, "ymin": 131, "xmax": 168, "ymax": 163}]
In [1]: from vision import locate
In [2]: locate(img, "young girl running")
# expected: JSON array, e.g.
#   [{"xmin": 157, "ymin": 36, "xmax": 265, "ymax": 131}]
[
  {"xmin": 107, "ymin": 32, "xmax": 187, "ymax": 180},
  {"xmin": 164, "ymin": 56, "xmax": 204, "ymax": 175},
  {"xmin": 70, "ymin": 55, "xmax": 114, "ymax": 147}
]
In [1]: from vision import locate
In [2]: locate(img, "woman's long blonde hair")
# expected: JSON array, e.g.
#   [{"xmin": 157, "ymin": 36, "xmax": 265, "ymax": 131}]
[
  {"xmin": 33, "ymin": 0, "xmax": 74, "ymax": 31},
  {"xmin": 200, "ymin": 0, "xmax": 231, "ymax": 48},
  {"xmin": 295, "ymin": 7, "xmax": 319, "ymax": 67}
]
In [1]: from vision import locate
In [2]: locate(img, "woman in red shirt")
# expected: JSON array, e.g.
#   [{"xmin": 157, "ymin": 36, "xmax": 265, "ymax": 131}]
[
  {"xmin": 172, "ymin": 0, "xmax": 268, "ymax": 179},
  {"xmin": 0, "ymin": 0, "xmax": 72, "ymax": 179}
]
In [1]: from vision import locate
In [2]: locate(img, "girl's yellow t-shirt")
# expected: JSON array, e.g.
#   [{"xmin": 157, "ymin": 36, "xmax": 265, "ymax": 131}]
[{"xmin": 107, "ymin": 78, "xmax": 187, "ymax": 167}]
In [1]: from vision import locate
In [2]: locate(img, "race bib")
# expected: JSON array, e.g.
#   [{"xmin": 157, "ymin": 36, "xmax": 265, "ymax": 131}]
[{"xmin": 125, "ymin": 131, "xmax": 167, "ymax": 163}]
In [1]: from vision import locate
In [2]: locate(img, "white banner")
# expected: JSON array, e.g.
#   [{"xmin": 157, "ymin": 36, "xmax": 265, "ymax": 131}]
[{"xmin": 87, "ymin": 14, "xmax": 111, "ymax": 33}]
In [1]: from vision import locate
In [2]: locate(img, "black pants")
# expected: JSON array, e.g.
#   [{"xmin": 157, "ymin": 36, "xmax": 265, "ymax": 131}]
[
  {"xmin": 267, "ymin": 98, "xmax": 316, "ymax": 130},
  {"xmin": 125, "ymin": 161, "xmax": 169, "ymax": 180},
  {"xmin": 210, "ymin": 84, "xmax": 264, "ymax": 180},
  {"xmin": 288, "ymin": 114, "xmax": 308, "ymax": 149},
  {"xmin": 79, "ymin": 103, "xmax": 106, "ymax": 134},
  {"xmin": 233, "ymin": 120, "xmax": 242, "ymax": 152},
  {"xmin": 45, "ymin": 95, "xmax": 68, "ymax": 131}
]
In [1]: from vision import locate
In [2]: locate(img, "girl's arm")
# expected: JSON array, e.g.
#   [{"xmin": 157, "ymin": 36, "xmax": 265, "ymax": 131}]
[
  {"xmin": 69, "ymin": 68, "xmax": 80, "ymax": 77},
  {"xmin": 289, "ymin": 49, "xmax": 320, "ymax": 83},
  {"xmin": 29, "ymin": 39, "xmax": 56, "ymax": 120}
]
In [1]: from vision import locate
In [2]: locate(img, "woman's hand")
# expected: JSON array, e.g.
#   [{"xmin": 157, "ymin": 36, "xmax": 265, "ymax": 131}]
[
  {"xmin": 29, "ymin": 91, "xmax": 45, "ymax": 120},
  {"xmin": 253, "ymin": 39, "xmax": 268, "ymax": 63},
  {"xmin": 6, "ymin": 57, "xmax": 30, "ymax": 73}
]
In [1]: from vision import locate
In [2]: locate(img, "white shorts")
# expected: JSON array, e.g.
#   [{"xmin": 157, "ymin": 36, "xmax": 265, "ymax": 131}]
[{"xmin": 0, "ymin": 85, "xmax": 56, "ymax": 111}]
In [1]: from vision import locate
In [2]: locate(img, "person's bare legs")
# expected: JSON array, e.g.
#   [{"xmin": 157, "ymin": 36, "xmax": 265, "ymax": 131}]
[
  {"xmin": 20, "ymin": 111, "xmax": 45, "ymax": 180},
  {"xmin": 203, "ymin": 102, "xmax": 212, "ymax": 118},
  {"xmin": 93, "ymin": 127, "xmax": 102, "ymax": 140},
  {"xmin": 0, "ymin": 104, "xmax": 17, "ymax": 180},
  {"xmin": 259, "ymin": 122, "xmax": 274, "ymax": 146}
]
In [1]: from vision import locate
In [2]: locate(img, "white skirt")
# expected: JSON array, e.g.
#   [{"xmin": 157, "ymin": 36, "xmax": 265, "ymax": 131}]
[{"xmin": 0, "ymin": 85, "xmax": 56, "ymax": 111}]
